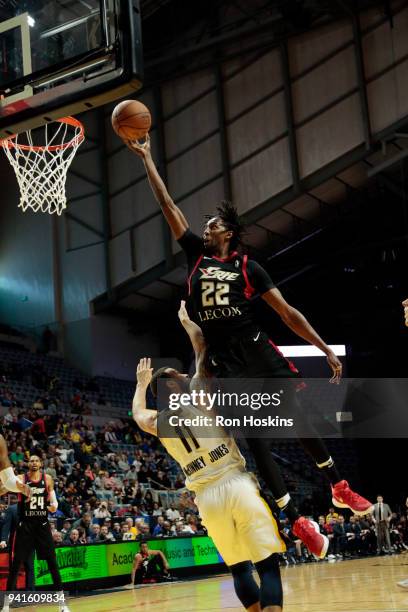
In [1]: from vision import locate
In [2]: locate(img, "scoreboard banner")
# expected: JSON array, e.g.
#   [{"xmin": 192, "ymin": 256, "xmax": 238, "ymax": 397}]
[{"xmin": 35, "ymin": 536, "xmax": 224, "ymax": 585}]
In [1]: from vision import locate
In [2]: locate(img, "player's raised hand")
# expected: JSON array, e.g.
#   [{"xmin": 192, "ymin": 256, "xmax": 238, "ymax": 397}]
[
  {"xmin": 178, "ymin": 300, "xmax": 190, "ymax": 324},
  {"xmin": 125, "ymin": 133, "xmax": 151, "ymax": 159},
  {"xmin": 402, "ymin": 298, "xmax": 408, "ymax": 326},
  {"xmin": 136, "ymin": 357, "xmax": 153, "ymax": 387},
  {"xmin": 327, "ymin": 351, "xmax": 342, "ymax": 384}
]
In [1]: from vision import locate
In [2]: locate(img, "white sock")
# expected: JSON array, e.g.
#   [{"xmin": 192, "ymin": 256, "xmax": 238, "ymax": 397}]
[
  {"xmin": 276, "ymin": 493, "xmax": 291, "ymax": 508},
  {"xmin": 316, "ymin": 456, "xmax": 334, "ymax": 469}
]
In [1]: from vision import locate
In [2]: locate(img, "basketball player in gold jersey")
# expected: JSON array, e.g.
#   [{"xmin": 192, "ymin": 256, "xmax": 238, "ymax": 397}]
[{"xmin": 132, "ymin": 303, "xmax": 328, "ymax": 611}]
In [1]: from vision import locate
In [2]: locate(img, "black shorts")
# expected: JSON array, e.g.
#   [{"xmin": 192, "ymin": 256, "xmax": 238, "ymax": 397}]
[
  {"xmin": 14, "ymin": 520, "xmax": 56, "ymax": 562},
  {"xmin": 208, "ymin": 330, "xmax": 300, "ymax": 379}
]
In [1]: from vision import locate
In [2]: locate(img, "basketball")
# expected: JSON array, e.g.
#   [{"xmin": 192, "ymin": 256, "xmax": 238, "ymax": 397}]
[{"xmin": 111, "ymin": 100, "xmax": 151, "ymax": 141}]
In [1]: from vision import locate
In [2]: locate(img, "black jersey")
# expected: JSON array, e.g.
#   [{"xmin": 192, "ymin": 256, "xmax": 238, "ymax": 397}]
[
  {"xmin": 18, "ymin": 471, "xmax": 49, "ymax": 521},
  {"xmin": 178, "ymin": 230, "xmax": 275, "ymax": 343}
]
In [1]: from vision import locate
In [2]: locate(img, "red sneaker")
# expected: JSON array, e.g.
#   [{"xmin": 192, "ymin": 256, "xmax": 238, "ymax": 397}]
[
  {"xmin": 331, "ymin": 480, "xmax": 373, "ymax": 516},
  {"xmin": 292, "ymin": 517, "xmax": 329, "ymax": 559}
]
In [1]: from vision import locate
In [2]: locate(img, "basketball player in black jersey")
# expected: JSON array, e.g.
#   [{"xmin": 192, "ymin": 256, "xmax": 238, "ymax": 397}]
[
  {"xmin": 127, "ymin": 135, "xmax": 373, "ymax": 557},
  {"xmin": 2, "ymin": 455, "xmax": 70, "ymax": 612}
]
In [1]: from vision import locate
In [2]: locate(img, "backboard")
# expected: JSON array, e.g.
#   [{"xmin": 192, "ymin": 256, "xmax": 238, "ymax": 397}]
[{"xmin": 0, "ymin": 0, "xmax": 143, "ymax": 138}]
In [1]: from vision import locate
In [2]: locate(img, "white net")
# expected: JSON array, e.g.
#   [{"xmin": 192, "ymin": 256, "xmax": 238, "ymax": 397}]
[{"xmin": 1, "ymin": 118, "xmax": 84, "ymax": 215}]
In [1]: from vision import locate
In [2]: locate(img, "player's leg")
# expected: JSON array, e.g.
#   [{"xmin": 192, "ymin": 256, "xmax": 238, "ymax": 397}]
[
  {"xmin": 245, "ymin": 334, "xmax": 373, "ymax": 515},
  {"xmin": 254, "ymin": 554, "xmax": 282, "ymax": 612},
  {"xmin": 245, "ymin": 438, "xmax": 331, "ymax": 558},
  {"xmin": 245, "ymin": 438, "xmax": 298, "ymax": 520},
  {"xmin": 194, "ymin": 481, "xmax": 261, "ymax": 610},
  {"xmin": 230, "ymin": 474, "xmax": 285, "ymax": 611},
  {"xmin": 211, "ymin": 340, "xmax": 328, "ymax": 557},
  {"xmin": 6, "ymin": 524, "xmax": 32, "ymax": 591},
  {"xmin": 42, "ymin": 546, "xmax": 71, "ymax": 612},
  {"xmin": 38, "ymin": 528, "xmax": 64, "ymax": 591},
  {"xmin": 229, "ymin": 561, "xmax": 260, "ymax": 611}
]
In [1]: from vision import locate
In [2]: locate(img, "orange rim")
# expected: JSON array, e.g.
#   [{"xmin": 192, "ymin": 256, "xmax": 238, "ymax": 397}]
[{"xmin": 0, "ymin": 116, "xmax": 85, "ymax": 152}]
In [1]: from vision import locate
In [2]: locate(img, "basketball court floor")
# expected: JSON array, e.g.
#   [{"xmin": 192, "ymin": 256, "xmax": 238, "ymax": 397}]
[{"xmin": 7, "ymin": 555, "xmax": 408, "ymax": 612}]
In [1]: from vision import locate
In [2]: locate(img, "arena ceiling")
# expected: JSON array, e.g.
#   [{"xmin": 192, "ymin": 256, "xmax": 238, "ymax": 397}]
[{"xmin": 140, "ymin": 0, "xmax": 391, "ymax": 85}]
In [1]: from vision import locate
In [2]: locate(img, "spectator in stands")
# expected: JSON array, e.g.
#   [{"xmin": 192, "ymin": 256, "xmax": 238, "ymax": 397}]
[
  {"xmin": 326, "ymin": 507, "xmax": 339, "ymax": 523},
  {"xmin": 45, "ymin": 458, "xmax": 57, "ymax": 480},
  {"xmin": 358, "ymin": 515, "xmax": 376, "ymax": 554},
  {"xmin": 89, "ymin": 523, "xmax": 102, "ymax": 543},
  {"xmin": 60, "ymin": 520, "xmax": 72, "ymax": 539},
  {"xmin": 173, "ymin": 521, "xmax": 191, "ymax": 536},
  {"xmin": 345, "ymin": 516, "xmax": 362, "ymax": 556},
  {"xmin": 106, "ymin": 499, "xmax": 117, "ymax": 515},
  {"xmin": 9, "ymin": 445, "xmax": 24, "ymax": 465},
  {"xmin": 143, "ymin": 491, "xmax": 154, "ymax": 514},
  {"xmin": 53, "ymin": 531, "xmax": 64, "ymax": 545},
  {"xmin": 152, "ymin": 502, "xmax": 164, "ymax": 517},
  {"xmin": 333, "ymin": 515, "xmax": 349, "ymax": 558},
  {"xmin": 121, "ymin": 523, "xmax": 135, "ymax": 541},
  {"xmin": 318, "ymin": 515, "xmax": 334, "ymax": 556},
  {"xmin": 179, "ymin": 491, "xmax": 196, "ymax": 514},
  {"xmin": 125, "ymin": 465, "xmax": 138, "ymax": 481},
  {"xmin": 84, "ymin": 464, "xmax": 95, "ymax": 482},
  {"xmin": 196, "ymin": 518, "xmax": 207, "ymax": 536},
  {"xmin": 155, "ymin": 470, "xmax": 171, "ymax": 489},
  {"xmin": 100, "ymin": 525, "xmax": 116, "ymax": 542},
  {"xmin": 137, "ymin": 524, "xmax": 151, "ymax": 539},
  {"xmin": 186, "ymin": 515, "xmax": 202, "ymax": 534},
  {"xmin": 66, "ymin": 529, "xmax": 81, "ymax": 546},
  {"xmin": 32, "ymin": 414, "xmax": 46, "ymax": 440},
  {"xmin": 166, "ymin": 504, "xmax": 180, "ymax": 522},
  {"xmin": 75, "ymin": 479, "xmax": 92, "ymax": 502},
  {"xmin": 152, "ymin": 517, "xmax": 165, "ymax": 537},
  {"xmin": 125, "ymin": 517, "xmax": 138, "ymax": 537},
  {"xmin": 112, "ymin": 522, "xmax": 122, "ymax": 541},
  {"xmin": 93, "ymin": 501, "xmax": 111, "ymax": 521},
  {"xmin": 389, "ymin": 513, "xmax": 407, "ymax": 551},
  {"xmin": 77, "ymin": 527, "xmax": 88, "ymax": 544},
  {"xmin": 55, "ymin": 443, "xmax": 75, "ymax": 464},
  {"xmin": 137, "ymin": 465, "xmax": 150, "ymax": 485},
  {"xmin": 73, "ymin": 512, "xmax": 93, "ymax": 539},
  {"xmin": 117, "ymin": 453, "xmax": 129, "ymax": 472}
]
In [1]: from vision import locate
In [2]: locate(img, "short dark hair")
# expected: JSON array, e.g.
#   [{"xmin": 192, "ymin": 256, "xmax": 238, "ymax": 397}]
[
  {"xmin": 149, "ymin": 367, "xmax": 172, "ymax": 398},
  {"xmin": 207, "ymin": 200, "xmax": 245, "ymax": 250}
]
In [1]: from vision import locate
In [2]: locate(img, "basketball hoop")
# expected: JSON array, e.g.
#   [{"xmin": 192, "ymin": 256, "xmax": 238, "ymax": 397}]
[{"xmin": 1, "ymin": 117, "xmax": 84, "ymax": 215}]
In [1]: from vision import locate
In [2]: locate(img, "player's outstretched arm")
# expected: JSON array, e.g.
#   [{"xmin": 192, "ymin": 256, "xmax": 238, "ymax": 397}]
[
  {"xmin": 177, "ymin": 301, "xmax": 207, "ymax": 369},
  {"xmin": 262, "ymin": 287, "xmax": 343, "ymax": 384},
  {"xmin": 132, "ymin": 358, "xmax": 158, "ymax": 436},
  {"xmin": 126, "ymin": 134, "xmax": 189, "ymax": 240}
]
